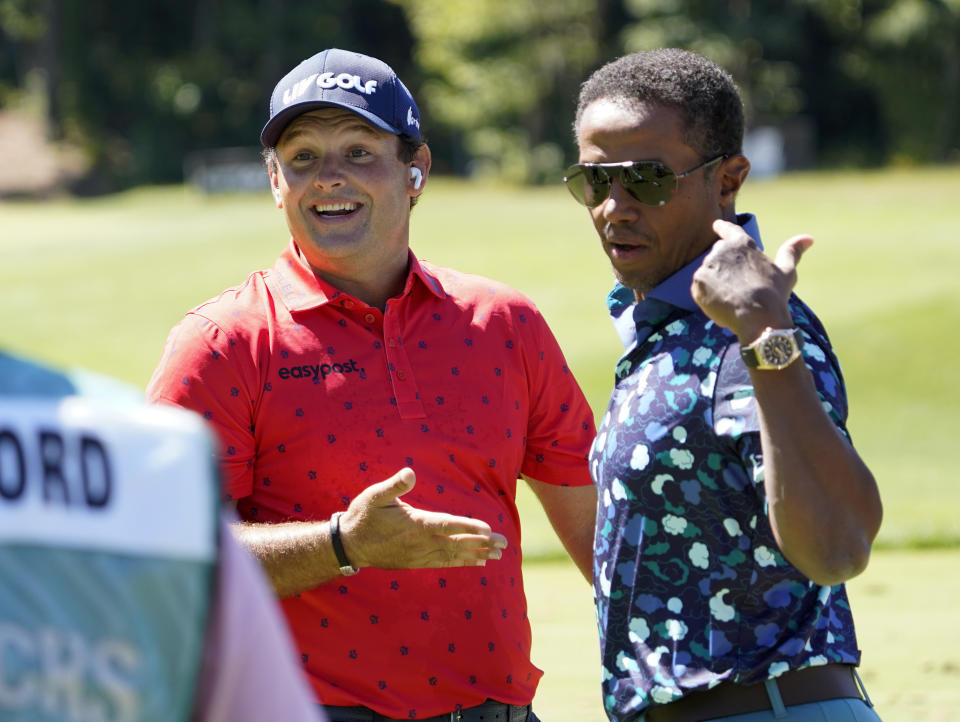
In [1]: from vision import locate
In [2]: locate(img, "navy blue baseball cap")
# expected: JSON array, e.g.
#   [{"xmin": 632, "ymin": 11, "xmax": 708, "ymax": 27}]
[{"xmin": 260, "ymin": 48, "xmax": 422, "ymax": 147}]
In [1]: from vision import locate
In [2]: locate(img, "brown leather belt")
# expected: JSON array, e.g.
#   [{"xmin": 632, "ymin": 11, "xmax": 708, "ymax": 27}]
[
  {"xmin": 644, "ymin": 664, "xmax": 862, "ymax": 722},
  {"xmin": 323, "ymin": 699, "xmax": 531, "ymax": 722}
]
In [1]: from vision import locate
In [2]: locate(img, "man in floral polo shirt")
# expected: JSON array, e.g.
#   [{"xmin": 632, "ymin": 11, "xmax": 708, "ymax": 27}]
[
  {"xmin": 148, "ymin": 49, "xmax": 596, "ymax": 721},
  {"xmin": 564, "ymin": 49, "xmax": 883, "ymax": 721}
]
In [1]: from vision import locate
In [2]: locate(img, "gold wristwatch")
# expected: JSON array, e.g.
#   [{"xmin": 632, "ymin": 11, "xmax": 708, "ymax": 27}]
[{"xmin": 739, "ymin": 327, "xmax": 804, "ymax": 370}]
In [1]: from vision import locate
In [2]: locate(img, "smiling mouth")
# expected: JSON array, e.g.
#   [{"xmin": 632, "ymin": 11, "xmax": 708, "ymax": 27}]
[{"xmin": 313, "ymin": 201, "xmax": 360, "ymax": 217}]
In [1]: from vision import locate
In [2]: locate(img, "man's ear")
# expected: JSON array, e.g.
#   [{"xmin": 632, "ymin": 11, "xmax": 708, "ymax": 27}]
[
  {"xmin": 408, "ymin": 143, "xmax": 432, "ymax": 198},
  {"xmin": 269, "ymin": 167, "xmax": 283, "ymax": 209},
  {"xmin": 717, "ymin": 154, "xmax": 750, "ymax": 209}
]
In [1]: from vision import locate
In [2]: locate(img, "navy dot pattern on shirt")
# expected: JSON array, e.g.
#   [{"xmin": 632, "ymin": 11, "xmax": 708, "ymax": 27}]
[{"xmin": 147, "ymin": 247, "xmax": 595, "ymax": 717}]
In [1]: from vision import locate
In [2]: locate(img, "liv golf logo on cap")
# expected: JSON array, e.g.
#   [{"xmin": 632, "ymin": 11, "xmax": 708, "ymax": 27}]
[
  {"xmin": 261, "ymin": 48, "xmax": 422, "ymax": 147},
  {"xmin": 282, "ymin": 72, "xmax": 380, "ymax": 105}
]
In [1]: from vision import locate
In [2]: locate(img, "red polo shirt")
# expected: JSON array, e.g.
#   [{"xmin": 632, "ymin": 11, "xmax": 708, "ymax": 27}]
[{"xmin": 147, "ymin": 240, "xmax": 595, "ymax": 718}]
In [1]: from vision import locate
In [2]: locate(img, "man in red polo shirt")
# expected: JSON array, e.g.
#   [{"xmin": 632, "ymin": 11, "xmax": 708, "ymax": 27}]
[{"xmin": 147, "ymin": 48, "xmax": 597, "ymax": 722}]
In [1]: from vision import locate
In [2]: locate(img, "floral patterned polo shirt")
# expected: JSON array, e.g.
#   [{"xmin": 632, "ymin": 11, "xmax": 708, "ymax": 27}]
[{"xmin": 590, "ymin": 214, "xmax": 862, "ymax": 721}]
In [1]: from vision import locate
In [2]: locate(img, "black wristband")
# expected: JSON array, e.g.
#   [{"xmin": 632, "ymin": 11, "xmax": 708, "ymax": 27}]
[{"xmin": 330, "ymin": 512, "xmax": 358, "ymax": 576}]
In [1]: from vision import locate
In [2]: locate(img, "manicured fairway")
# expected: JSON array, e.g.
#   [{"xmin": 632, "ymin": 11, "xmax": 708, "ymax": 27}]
[
  {"xmin": 523, "ymin": 548, "xmax": 960, "ymax": 722},
  {"xmin": 3, "ymin": 168, "xmax": 958, "ymax": 720}
]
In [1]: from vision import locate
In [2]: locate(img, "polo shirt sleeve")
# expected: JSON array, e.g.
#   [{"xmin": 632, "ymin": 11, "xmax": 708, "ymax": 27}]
[
  {"xmin": 519, "ymin": 306, "xmax": 596, "ymax": 487},
  {"xmin": 712, "ymin": 303, "xmax": 852, "ymax": 496},
  {"xmin": 146, "ymin": 313, "xmax": 258, "ymax": 501}
]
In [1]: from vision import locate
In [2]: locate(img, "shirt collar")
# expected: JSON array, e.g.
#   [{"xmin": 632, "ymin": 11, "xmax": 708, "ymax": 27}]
[
  {"xmin": 607, "ymin": 213, "xmax": 761, "ymax": 349},
  {"xmin": 270, "ymin": 239, "xmax": 446, "ymax": 313}
]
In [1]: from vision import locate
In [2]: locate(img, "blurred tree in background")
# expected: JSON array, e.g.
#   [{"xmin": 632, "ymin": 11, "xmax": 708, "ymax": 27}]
[
  {"xmin": 0, "ymin": 0, "xmax": 957, "ymax": 194},
  {"xmin": 391, "ymin": 0, "xmax": 601, "ymax": 182},
  {"xmin": 0, "ymin": 0, "xmax": 415, "ymax": 192},
  {"xmin": 857, "ymin": 0, "xmax": 960, "ymax": 163},
  {"xmin": 618, "ymin": 0, "xmax": 960, "ymax": 165}
]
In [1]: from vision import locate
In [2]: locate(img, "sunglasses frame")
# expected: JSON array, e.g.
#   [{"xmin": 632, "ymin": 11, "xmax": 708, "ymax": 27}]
[{"xmin": 563, "ymin": 154, "xmax": 729, "ymax": 208}]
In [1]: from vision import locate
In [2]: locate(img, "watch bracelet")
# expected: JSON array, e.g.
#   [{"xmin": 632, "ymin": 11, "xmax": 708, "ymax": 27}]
[{"xmin": 740, "ymin": 327, "xmax": 804, "ymax": 369}]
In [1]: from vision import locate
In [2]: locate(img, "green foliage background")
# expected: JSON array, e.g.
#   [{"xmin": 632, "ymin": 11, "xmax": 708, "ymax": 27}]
[{"xmin": 2, "ymin": 0, "xmax": 959, "ymax": 190}]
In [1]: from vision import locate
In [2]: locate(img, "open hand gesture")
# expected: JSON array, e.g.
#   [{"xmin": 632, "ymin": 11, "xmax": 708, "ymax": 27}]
[{"xmin": 338, "ymin": 468, "xmax": 508, "ymax": 569}]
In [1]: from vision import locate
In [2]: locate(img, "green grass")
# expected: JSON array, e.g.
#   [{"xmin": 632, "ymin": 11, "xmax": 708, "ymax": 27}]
[
  {"xmin": 736, "ymin": 169, "xmax": 960, "ymax": 548},
  {"xmin": 2, "ymin": 168, "xmax": 958, "ymax": 548},
  {"xmin": 2, "ymin": 169, "xmax": 959, "ymax": 719},
  {"xmin": 524, "ymin": 548, "xmax": 960, "ymax": 721}
]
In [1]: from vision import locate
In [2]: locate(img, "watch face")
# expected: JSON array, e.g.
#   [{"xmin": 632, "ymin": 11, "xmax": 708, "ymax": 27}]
[{"xmin": 761, "ymin": 335, "xmax": 796, "ymax": 366}]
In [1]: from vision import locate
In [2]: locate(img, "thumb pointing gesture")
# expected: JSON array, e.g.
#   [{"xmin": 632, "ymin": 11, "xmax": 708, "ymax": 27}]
[
  {"xmin": 773, "ymin": 234, "xmax": 814, "ymax": 286},
  {"xmin": 694, "ymin": 221, "xmax": 814, "ymax": 341}
]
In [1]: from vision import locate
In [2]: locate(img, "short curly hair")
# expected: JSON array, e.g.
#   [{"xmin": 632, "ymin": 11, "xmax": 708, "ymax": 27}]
[{"xmin": 574, "ymin": 48, "xmax": 744, "ymax": 160}]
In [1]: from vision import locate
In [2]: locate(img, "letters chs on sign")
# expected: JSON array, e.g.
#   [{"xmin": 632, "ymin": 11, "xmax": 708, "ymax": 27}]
[{"xmin": 0, "ymin": 623, "xmax": 140, "ymax": 720}]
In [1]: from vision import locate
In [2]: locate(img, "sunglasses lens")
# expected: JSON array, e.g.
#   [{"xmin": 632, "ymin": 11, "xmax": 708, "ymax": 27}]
[
  {"xmin": 622, "ymin": 163, "xmax": 677, "ymax": 206},
  {"xmin": 565, "ymin": 162, "xmax": 680, "ymax": 207},
  {"xmin": 563, "ymin": 166, "xmax": 608, "ymax": 207},
  {"xmin": 562, "ymin": 166, "xmax": 587, "ymax": 205}
]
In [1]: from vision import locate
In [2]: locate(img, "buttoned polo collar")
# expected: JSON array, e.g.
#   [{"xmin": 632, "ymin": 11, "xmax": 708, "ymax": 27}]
[
  {"xmin": 608, "ymin": 213, "xmax": 761, "ymax": 351},
  {"xmin": 269, "ymin": 238, "xmax": 446, "ymax": 313}
]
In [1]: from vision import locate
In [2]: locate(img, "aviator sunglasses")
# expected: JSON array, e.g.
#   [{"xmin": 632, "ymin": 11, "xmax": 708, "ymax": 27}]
[{"xmin": 563, "ymin": 154, "xmax": 728, "ymax": 208}]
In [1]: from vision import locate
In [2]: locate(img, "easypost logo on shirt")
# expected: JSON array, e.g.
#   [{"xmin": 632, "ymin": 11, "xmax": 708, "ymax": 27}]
[
  {"xmin": 277, "ymin": 357, "xmax": 366, "ymax": 383},
  {"xmin": 282, "ymin": 72, "xmax": 379, "ymax": 106}
]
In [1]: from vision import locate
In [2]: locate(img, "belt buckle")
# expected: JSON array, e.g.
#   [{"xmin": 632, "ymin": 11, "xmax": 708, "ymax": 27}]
[{"xmin": 509, "ymin": 705, "xmax": 529, "ymax": 722}]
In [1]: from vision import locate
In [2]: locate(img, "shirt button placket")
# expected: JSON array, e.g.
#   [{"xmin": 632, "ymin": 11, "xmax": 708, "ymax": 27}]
[{"xmin": 383, "ymin": 306, "xmax": 425, "ymax": 419}]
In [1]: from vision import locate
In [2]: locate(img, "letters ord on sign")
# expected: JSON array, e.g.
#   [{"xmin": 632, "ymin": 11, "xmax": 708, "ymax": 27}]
[{"xmin": 0, "ymin": 427, "xmax": 112, "ymax": 510}]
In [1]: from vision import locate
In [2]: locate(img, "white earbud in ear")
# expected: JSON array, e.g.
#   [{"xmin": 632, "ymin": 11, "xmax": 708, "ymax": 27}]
[{"xmin": 409, "ymin": 167, "xmax": 423, "ymax": 190}]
